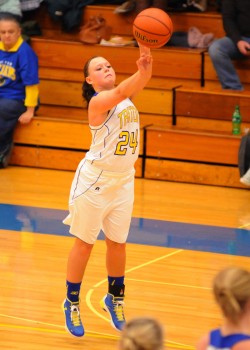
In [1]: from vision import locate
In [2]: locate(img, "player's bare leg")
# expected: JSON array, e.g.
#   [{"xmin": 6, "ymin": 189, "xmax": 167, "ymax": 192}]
[{"xmin": 63, "ymin": 238, "xmax": 93, "ymax": 337}]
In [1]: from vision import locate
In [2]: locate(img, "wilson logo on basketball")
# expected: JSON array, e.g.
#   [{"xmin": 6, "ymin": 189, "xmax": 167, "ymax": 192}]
[{"xmin": 134, "ymin": 30, "xmax": 158, "ymax": 44}]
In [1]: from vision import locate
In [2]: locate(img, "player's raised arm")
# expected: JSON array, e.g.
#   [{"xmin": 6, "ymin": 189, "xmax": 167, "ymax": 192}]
[{"xmin": 88, "ymin": 45, "xmax": 152, "ymax": 119}]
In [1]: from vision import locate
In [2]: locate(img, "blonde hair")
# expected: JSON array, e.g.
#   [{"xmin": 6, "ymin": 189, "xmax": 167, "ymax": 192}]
[
  {"xmin": 213, "ymin": 267, "xmax": 250, "ymax": 324},
  {"xmin": 119, "ymin": 317, "xmax": 164, "ymax": 350}
]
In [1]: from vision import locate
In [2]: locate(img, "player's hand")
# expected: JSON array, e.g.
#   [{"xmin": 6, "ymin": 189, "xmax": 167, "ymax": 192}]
[
  {"xmin": 139, "ymin": 43, "xmax": 151, "ymax": 57},
  {"xmin": 137, "ymin": 43, "xmax": 153, "ymax": 72}
]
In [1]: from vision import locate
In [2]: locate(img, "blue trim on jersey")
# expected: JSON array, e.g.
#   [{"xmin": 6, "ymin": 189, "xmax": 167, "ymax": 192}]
[
  {"xmin": 1, "ymin": 203, "xmax": 250, "ymax": 257},
  {"xmin": 0, "ymin": 40, "xmax": 39, "ymax": 100},
  {"xmin": 210, "ymin": 328, "xmax": 250, "ymax": 348}
]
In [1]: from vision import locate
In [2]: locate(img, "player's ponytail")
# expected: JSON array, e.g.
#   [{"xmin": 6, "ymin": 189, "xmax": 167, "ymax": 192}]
[
  {"xmin": 82, "ymin": 80, "xmax": 95, "ymax": 106},
  {"xmin": 82, "ymin": 56, "xmax": 98, "ymax": 106}
]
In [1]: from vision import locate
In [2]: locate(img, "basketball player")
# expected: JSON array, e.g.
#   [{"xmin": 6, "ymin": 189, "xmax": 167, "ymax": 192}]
[
  {"xmin": 62, "ymin": 44, "xmax": 153, "ymax": 337},
  {"xmin": 196, "ymin": 266, "xmax": 250, "ymax": 350}
]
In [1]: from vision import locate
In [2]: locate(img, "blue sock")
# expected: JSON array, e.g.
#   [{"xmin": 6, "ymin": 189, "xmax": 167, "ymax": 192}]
[
  {"xmin": 108, "ymin": 276, "xmax": 124, "ymax": 285},
  {"xmin": 66, "ymin": 280, "xmax": 81, "ymax": 303},
  {"xmin": 108, "ymin": 276, "xmax": 125, "ymax": 297}
]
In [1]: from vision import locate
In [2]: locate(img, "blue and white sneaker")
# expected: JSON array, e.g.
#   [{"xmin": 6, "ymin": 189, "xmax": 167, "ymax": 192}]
[
  {"xmin": 100, "ymin": 293, "xmax": 126, "ymax": 331},
  {"xmin": 62, "ymin": 298, "xmax": 84, "ymax": 337}
]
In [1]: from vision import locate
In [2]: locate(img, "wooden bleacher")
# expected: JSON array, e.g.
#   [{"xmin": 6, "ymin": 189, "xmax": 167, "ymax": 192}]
[
  {"xmin": 32, "ymin": 3, "xmax": 225, "ymax": 40},
  {"xmin": 83, "ymin": 5, "xmax": 225, "ymax": 38},
  {"xmin": 144, "ymin": 126, "xmax": 242, "ymax": 188},
  {"xmin": 31, "ymin": 37, "xmax": 204, "ymax": 88},
  {"xmin": 204, "ymin": 52, "xmax": 250, "ymax": 89},
  {"xmin": 12, "ymin": 118, "xmax": 90, "ymax": 171},
  {"xmin": 10, "ymin": 4, "xmax": 250, "ymax": 188},
  {"xmin": 174, "ymin": 87, "xmax": 250, "ymax": 131}
]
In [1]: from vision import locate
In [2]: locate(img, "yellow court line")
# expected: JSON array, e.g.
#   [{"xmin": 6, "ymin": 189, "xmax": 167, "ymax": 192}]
[
  {"xmin": 86, "ymin": 288, "xmax": 109, "ymax": 322},
  {"xmin": 0, "ymin": 323, "xmax": 194, "ymax": 349},
  {"xmin": 169, "ymin": 346, "xmax": 194, "ymax": 350},
  {"xmin": 125, "ymin": 249, "xmax": 184, "ymax": 274},
  {"xmin": 85, "ymin": 289, "xmax": 194, "ymax": 350},
  {"xmin": 167, "ymin": 342, "xmax": 194, "ymax": 350},
  {"xmin": 126, "ymin": 278, "xmax": 211, "ymax": 290},
  {"xmin": 238, "ymin": 223, "xmax": 250, "ymax": 229},
  {"xmin": 0, "ymin": 250, "xmax": 189, "ymax": 348},
  {"xmin": 0, "ymin": 313, "xmax": 64, "ymax": 328},
  {"xmin": 93, "ymin": 249, "xmax": 184, "ymax": 288},
  {"xmin": 0, "ymin": 323, "xmax": 119, "ymax": 340},
  {"xmin": 86, "ymin": 249, "xmax": 195, "ymax": 350},
  {"xmin": 86, "ymin": 250, "xmax": 184, "ymax": 323},
  {"xmin": 0, "ymin": 314, "xmax": 116, "ymax": 338},
  {"xmin": 0, "ymin": 323, "xmax": 66, "ymax": 334}
]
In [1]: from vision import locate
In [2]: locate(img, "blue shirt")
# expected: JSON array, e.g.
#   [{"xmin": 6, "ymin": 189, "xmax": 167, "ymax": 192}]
[
  {"xmin": 209, "ymin": 328, "xmax": 250, "ymax": 349},
  {"xmin": 0, "ymin": 37, "xmax": 39, "ymax": 101}
]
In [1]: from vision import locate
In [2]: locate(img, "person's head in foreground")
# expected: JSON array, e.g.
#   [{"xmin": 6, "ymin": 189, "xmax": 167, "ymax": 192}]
[
  {"xmin": 196, "ymin": 266, "xmax": 250, "ymax": 350},
  {"xmin": 213, "ymin": 266, "xmax": 250, "ymax": 324},
  {"xmin": 119, "ymin": 317, "xmax": 164, "ymax": 350}
]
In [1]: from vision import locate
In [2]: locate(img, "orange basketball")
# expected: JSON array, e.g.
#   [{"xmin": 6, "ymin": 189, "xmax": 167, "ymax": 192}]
[{"xmin": 133, "ymin": 8, "xmax": 173, "ymax": 49}]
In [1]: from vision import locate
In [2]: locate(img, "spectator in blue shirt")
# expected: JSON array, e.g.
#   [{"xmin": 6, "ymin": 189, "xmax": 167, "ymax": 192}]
[{"xmin": 0, "ymin": 12, "xmax": 39, "ymax": 168}]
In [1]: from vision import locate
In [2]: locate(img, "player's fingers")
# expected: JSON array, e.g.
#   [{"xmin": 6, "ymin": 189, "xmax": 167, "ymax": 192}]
[{"xmin": 138, "ymin": 43, "xmax": 150, "ymax": 56}]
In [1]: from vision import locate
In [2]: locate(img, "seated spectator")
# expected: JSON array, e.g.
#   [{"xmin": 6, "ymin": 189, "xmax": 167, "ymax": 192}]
[
  {"xmin": 0, "ymin": 12, "xmax": 39, "ymax": 168},
  {"xmin": 118, "ymin": 317, "xmax": 165, "ymax": 350},
  {"xmin": 208, "ymin": 0, "xmax": 250, "ymax": 90},
  {"xmin": 196, "ymin": 266, "xmax": 250, "ymax": 350}
]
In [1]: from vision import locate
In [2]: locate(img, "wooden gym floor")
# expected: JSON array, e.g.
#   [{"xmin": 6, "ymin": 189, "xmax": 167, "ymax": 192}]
[{"xmin": 1, "ymin": 166, "xmax": 250, "ymax": 350}]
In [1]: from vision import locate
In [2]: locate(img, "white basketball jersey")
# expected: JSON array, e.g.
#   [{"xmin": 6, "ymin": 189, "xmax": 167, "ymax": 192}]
[{"xmin": 85, "ymin": 98, "xmax": 140, "ymax": 172}]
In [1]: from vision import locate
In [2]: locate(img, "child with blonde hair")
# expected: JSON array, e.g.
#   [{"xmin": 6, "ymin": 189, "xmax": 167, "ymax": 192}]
[
  {"xmin": 196, "ymin": 266, "xmax": 250, "ymax": 350},
  {"xmin": 119, "ymin": 317, "xmax": 164, "ymax": 350}
]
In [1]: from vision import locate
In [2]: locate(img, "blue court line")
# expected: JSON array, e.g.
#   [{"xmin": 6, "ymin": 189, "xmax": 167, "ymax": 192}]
[{"xmin": 0, "ymin": 203, "xmax": 250, "ymax": 257}]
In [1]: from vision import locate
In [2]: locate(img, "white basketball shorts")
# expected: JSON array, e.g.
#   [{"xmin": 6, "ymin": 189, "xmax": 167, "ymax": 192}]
[{"xmin": 63, "ymin": 160, "xmax": 135, "ymax": 244}]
